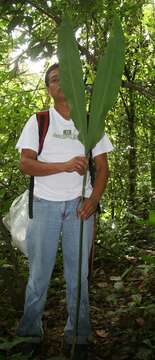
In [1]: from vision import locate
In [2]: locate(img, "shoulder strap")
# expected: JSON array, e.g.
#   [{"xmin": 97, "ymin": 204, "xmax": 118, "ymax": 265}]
[
  {"xmin": 36, "ymin": 110, "xmax": 50, "ymax": 155},
  {"xmin": 87, "ymin": 113, "xmax": 95, "ymax": 187},
  {"xmin": 87, "ymin": 113, "xmax": 100, "ymax": 213},
  {"xmin": 29, "ymin": 110, "xmax": 50, "ymax": 219}
]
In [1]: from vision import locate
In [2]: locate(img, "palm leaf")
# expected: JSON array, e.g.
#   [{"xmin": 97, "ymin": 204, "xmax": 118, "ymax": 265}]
[
  {"xmin": 87, "ymin": 15, "xmax": 125, "ymax": 152},
  {"xmin": 57, "ymin": 15, "xmax": 87, "ymax": 149}
]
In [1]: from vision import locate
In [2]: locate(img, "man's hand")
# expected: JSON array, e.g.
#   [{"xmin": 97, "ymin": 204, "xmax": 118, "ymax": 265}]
[
  {"xmin": 77, "ymin": 197, "xmax": 98, "ymax": 220},
  {"xmin": 77, "ymin": 153, "xmax": 109, "ymax": 219},
  {"xmin": 66, "ymin": 156, "xmax": 88, "ymax": 175}
]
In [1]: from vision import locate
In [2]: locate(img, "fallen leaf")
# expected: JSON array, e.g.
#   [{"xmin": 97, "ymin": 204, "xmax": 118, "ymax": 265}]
[
  {"xmin": 97, "ymin": 282, "xmax": 108, "ymax": 288},
  {"xmin": 114, "ymin": 281, "xmax": 124, "ymax": 291},
  {"xmin": 96, "ymin": 329, "xmax": 109, "ymax": 338},
  {"xmin": 135, "ymin": 318, "xmax": 145, "ymax": 327},
  {"xmin": 110, "ymin": 276, "xmax": 122, "ymax": 281}
]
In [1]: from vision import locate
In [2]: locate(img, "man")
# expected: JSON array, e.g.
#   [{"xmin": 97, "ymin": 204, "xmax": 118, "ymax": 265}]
[{"xmin": 16, "ymin": 63, "xmax": 113, "ymax": 358}]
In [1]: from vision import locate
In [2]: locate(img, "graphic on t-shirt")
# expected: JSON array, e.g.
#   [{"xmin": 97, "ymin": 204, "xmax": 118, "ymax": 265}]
[{"xmin": 53, "ymin": 129, "xmax": 78, "ymax": 140}]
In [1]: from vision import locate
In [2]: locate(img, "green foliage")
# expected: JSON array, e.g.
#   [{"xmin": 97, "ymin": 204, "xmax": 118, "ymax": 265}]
[
  {"xmin": 58, "ymin": 15, "xmax": 87, "ymax": 148},
  {"xmin": 58, "ymin": 15, "xmax": 124, "ymax": 154},
  {"xmin": 0, "ymin": 337, "xmax": 35, "ymax": 351},
  {"xmin": 88, "ymin": 15, "xmax": 125, "ymax": 151}
]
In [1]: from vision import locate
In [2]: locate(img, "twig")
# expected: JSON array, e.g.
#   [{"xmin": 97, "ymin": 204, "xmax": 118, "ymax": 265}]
[
  {"xmin": 122, "ymin": 80, "xmax": 155, "ymax": 100},
  {"xmin": 28, "ymin": 0, "xmax": 61, "ymax": 24}
]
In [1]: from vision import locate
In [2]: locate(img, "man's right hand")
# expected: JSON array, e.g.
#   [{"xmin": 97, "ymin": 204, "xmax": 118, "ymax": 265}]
[
  {"xmin": 20, "ymin": 150, "xmax": 88, "ymax": 177},
  {"xmin": 65, "ymin": 156, "xmax": 88, "ymax": 175}
]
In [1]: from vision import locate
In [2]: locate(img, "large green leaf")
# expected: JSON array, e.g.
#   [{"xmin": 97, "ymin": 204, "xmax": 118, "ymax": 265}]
[
  {"xmin": 87, "ymin": 15, "xmax": 125, "ymax": 152},
  {"xmin": 57, "ymin": 16, "xmax": 87, "ymax": 149}
]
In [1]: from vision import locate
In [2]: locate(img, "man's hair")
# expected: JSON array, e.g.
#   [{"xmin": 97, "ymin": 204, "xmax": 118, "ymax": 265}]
[{"xmin": 45, "ymin": 63, "xmax": 59, "ymax": 87}]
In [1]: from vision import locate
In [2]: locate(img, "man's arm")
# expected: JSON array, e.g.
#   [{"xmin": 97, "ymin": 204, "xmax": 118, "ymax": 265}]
[
  {"xmin": 20, "ymin": 149, "xmax": 88, "ymax": 176},
  {"xmin": 78, "ymin": 153, "xmax": 109, "ymax": 220}
]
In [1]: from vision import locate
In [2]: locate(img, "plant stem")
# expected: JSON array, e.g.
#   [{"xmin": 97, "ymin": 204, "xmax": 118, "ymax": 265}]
[{"xmin": 70, "ymin": 169, "xmax": 87, "ymax": 360}]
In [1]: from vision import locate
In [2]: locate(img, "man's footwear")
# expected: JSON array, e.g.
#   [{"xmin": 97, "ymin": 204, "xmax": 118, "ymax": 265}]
[
  {"xmin": 10, "ymin": 337, "xmax": 42, "ymax": 357},
  {"xmin": 63, "ymin": 340, "xmax": 71, "ymax": 358},
  {"xmin": 13, "ymin": 342, "xmax": 38, "ymax": 355},
  {"xmin": 74, "ymin": 344, "xmax": 88, "ymax": 360},
  {"xmin": 63, "ymin": 341, "xmax": 88, "ymax": 360}
]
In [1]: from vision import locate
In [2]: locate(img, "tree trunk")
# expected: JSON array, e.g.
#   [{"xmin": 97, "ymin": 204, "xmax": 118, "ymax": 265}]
[
  {"xmin": 150, "ymin": 117, "xmax": 155, "ymax": 210},
  {"xmin": 128, "ymin": 90, "xmax": 137, "ymax": 211}
]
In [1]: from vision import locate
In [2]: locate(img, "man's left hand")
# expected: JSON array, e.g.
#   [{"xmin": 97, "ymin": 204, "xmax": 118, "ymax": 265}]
[{"xmin": 77, "ymin": 197, "xmax": 98, "ymax": 220}]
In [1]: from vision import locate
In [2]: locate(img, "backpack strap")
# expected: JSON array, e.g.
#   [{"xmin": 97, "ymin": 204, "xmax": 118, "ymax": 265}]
[
  {"xmin": 87, "ymin": 113, "xmax": 100, "ymax": 213},
  {"xmin": 29, "ymin": 110, "xmax": 50, "ymax": 219},
  {"xmin": 37, "ymin": 111, "xmax": 50, "ymax": 155},
  {"xmin": 87, "ymin": 113, "xmax": 95, "ymax": 187}
]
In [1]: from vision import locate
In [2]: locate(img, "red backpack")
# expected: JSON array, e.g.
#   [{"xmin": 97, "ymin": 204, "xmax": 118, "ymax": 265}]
[{"xmin": 29, "ymin": 110, "xmax": 50, "ymax": 218}]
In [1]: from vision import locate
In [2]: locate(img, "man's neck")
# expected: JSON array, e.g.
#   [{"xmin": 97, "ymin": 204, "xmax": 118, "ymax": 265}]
[{"xmin": 54, "ymin": 102, "xmax": 70, "ymax": 120}]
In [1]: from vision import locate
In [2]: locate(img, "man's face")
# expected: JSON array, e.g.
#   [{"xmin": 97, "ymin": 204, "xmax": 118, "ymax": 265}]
[{"xmin": 47, "ymin": 68, "xmax": 65, "ymax": 101}]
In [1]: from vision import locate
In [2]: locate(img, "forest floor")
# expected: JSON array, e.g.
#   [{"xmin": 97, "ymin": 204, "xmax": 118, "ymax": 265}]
[{"xmin": 1, "ymin": 235, "xmax": 155, "ymax": 360}]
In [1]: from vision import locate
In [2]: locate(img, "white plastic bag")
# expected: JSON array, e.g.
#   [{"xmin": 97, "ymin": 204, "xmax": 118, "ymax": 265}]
[{"xmin": 3, "ymin": 190, "xmax": 29, "ymax": 256}]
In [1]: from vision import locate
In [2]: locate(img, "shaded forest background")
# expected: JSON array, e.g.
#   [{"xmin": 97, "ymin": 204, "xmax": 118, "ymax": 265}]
[{"xmin": 0, "ymin": 1, "xmax": 155, "ymax": 359}]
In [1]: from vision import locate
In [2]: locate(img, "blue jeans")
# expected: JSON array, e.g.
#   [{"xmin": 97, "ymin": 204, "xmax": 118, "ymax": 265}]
[{"xmin": 16, "ymin": 196, "xmax": 94, "ymax": 344}]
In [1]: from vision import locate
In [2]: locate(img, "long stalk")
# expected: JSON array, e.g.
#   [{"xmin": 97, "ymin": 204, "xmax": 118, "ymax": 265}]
[{"xmin": 70, "ymin": 167, "xmax": 87, "ymax": 360}]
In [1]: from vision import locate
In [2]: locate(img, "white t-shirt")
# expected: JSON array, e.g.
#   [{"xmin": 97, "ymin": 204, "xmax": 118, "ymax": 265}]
[{"xmin": 16, "ymin": 107, "xmax": 113, "ymax": 201}]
